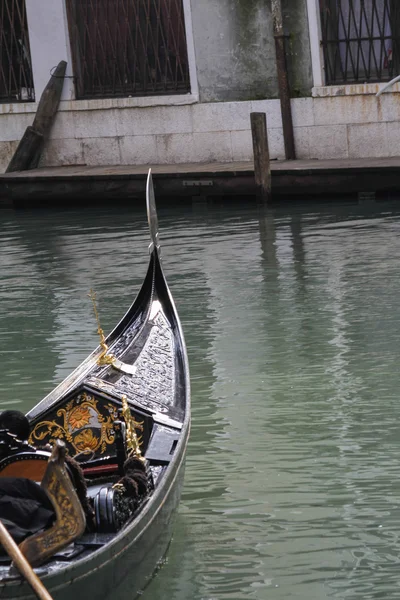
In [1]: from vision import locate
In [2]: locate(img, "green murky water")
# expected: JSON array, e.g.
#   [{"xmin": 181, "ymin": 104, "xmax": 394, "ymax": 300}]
[{"xmin": 2, "ymin": 198, "xmax": 400, "ymax": 599}]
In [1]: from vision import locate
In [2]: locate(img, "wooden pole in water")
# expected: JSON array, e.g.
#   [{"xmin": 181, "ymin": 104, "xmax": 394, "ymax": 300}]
[
  {"xmin": 0, "ymin": 521, "xmax": 53, "ymax": 600},
  {"xmin": 6, "ymin": 61, "xmax": 67, "ymax": 173},
  {"xmin": 250, "ymin": 112, "xmax": 271, "ymax": 203}
]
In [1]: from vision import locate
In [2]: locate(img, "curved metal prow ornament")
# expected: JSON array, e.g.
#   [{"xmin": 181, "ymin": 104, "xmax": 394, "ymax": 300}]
[{"xmin": 146, "ymin": 169, "xmax": 160, "ymax": 255}]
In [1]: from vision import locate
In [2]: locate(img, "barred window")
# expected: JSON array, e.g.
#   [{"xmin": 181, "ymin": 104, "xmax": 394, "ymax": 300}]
[
  {"xmin": 319, "ymin": 0, "xmax": 400, "ymax": 85},
  {"xmin": 66, "ymin": 0, "xmax": 190, "ymax": 100},
  {"xmin": 0, "ymin": 0, "xmax": 34, "ymax": 102}
]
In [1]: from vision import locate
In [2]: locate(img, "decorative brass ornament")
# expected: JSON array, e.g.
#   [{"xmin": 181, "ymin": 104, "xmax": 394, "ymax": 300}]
[
  {"xmin": 121, "ymin": 395, "xmax": 145, "ymax": 462},
  {"xmin": 88, "ymin": 289, "xmax": 116, "ymax": 366},
  {"xmin": 88, "ymin": 289, "xmax": 137, "ymax": 375},
  {"xmin": 29, "ymin": 392, "xmax": 118, "ymax": 457}
]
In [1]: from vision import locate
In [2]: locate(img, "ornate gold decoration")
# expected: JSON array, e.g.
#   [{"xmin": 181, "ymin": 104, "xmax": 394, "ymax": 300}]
[
  {"xmin": 88, "ymin": 289, "xmax": 116, "ymax": 366},
  {"xmin": 121, "ymin": 395, "xmax": 145, "ymax": 462},
  {"xmin": 88, "ymin": 290, "xmax": 138, "ymax": 375},
  {"xmin": 74, "ymin": 428, "xmax": 99, "ymax": 452},
  {"xmin": 69, "ymin": 405, "xmax": 91, "ymax": 430},
  {"xmin": 29, "ymin": 392, "xmax": 118, "ymax": 457},
  {"xmin": 19, "ymin": 440, "xmax": 86, "ymax": 567}
]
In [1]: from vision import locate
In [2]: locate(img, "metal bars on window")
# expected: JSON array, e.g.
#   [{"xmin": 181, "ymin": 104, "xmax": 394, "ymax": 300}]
[
  {"xmin": 0, "ymin": 0, "xmax": 34, "ymax": 102},
  {"xmin": 319, "ymin": 0, "xmax": 400, "ymax": 85},
  {"xmin": 66, "ymin": 0, "xmax": 190, "ymax": 99}
]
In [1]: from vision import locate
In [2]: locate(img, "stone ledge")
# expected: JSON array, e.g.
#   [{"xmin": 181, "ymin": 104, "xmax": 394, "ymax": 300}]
[
  {"xmin": 312, "ymin": 82, "xmax": 400, "ymax": 97},
  {"xmin": 0, "ymin": 93, "xmax": 199, "ymax": 115}
]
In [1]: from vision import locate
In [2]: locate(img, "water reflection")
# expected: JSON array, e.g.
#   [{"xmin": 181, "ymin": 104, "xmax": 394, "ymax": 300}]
[{"xmin": 2, "ymin": 200, "xmax": 400, "ymax": 599}]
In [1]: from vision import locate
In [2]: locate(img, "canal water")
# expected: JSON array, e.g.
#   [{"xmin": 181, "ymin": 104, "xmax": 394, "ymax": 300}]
[{"xmin": 1, "ymin": 198, "xmax": 400, "ymax": 599}]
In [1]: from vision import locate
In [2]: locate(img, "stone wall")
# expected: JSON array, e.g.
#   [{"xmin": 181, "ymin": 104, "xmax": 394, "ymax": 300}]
[{"xmin": 1, "ymin": 89, "xmax": 399, "ymax": 172}]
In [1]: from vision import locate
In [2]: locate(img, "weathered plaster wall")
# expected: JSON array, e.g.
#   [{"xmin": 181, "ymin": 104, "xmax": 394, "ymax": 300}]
[
  {"xmin": 189, "ymin": 0, "xmax": 313, "ymax": 102},
  {"xmin": 190, "ymin": 0, "xmax": 274, "ymax": 101},
  {"xmin": 283, "ymin": 0, "xmax": 313, "ymax": 97}
]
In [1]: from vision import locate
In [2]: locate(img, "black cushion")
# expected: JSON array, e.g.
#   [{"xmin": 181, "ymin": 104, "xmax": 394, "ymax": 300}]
[{"xmin": 0, "ymin": 477, "xmax": 55, "ymax": 547}]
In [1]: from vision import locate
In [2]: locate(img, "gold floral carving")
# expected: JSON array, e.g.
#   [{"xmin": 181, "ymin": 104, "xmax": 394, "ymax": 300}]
[
  {"xmin": 28, "ymin": 392, "xmax": 119, "ymax": 457},
  {"xmin": 74, "ymin": 428, "xmax": 99, "ymax": 452},
  {"xmin": 69, "ymin": 405, "xmax": 91, "ymax": 430}
]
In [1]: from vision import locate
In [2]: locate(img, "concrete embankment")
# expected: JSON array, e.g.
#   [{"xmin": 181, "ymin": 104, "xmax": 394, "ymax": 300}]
[{"xmin": 1, "ymin": 157, "xmax": 400, "ymax": 206}]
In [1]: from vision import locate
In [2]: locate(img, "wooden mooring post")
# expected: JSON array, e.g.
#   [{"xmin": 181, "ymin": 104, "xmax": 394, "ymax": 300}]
[
  {"xmin": 250, "ymin": 112, "xmax": 271, "ymax": 202},
  {"xmin": 6, "ymin": 61, "xmax": 67, "ymax": 173},
  {"xmin": 271, "ymin": 0, "xmax": 296, "ymax": 160}
]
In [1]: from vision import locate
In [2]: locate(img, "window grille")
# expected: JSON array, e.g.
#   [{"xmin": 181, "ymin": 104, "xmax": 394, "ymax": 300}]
[
  {"xmin": 0, "ymin": 0, "xmax": 34, "ymax": 102},
  {"xmin": 319, "ymin": 0, "xmax": 400, "ymax": 85},
  {"xmin": 66, "ymin": 0, "xmax": 190, "ymax": 99}
]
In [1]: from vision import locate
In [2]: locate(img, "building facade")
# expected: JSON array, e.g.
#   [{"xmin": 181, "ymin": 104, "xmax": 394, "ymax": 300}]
[{"xmin": 0, "ymin": 0, "xmax": 399, "ymax": 172}]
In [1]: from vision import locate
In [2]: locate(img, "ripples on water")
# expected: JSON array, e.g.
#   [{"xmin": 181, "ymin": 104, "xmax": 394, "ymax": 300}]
[{"xmin": 2, "ymin": 200, "xmax": 400, "ymax": 599}]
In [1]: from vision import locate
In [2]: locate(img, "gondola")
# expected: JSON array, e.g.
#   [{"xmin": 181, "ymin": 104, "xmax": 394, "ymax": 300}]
[{"xmin": 0, "ymin": 170, "xmax": 190, "ymax": 600}]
